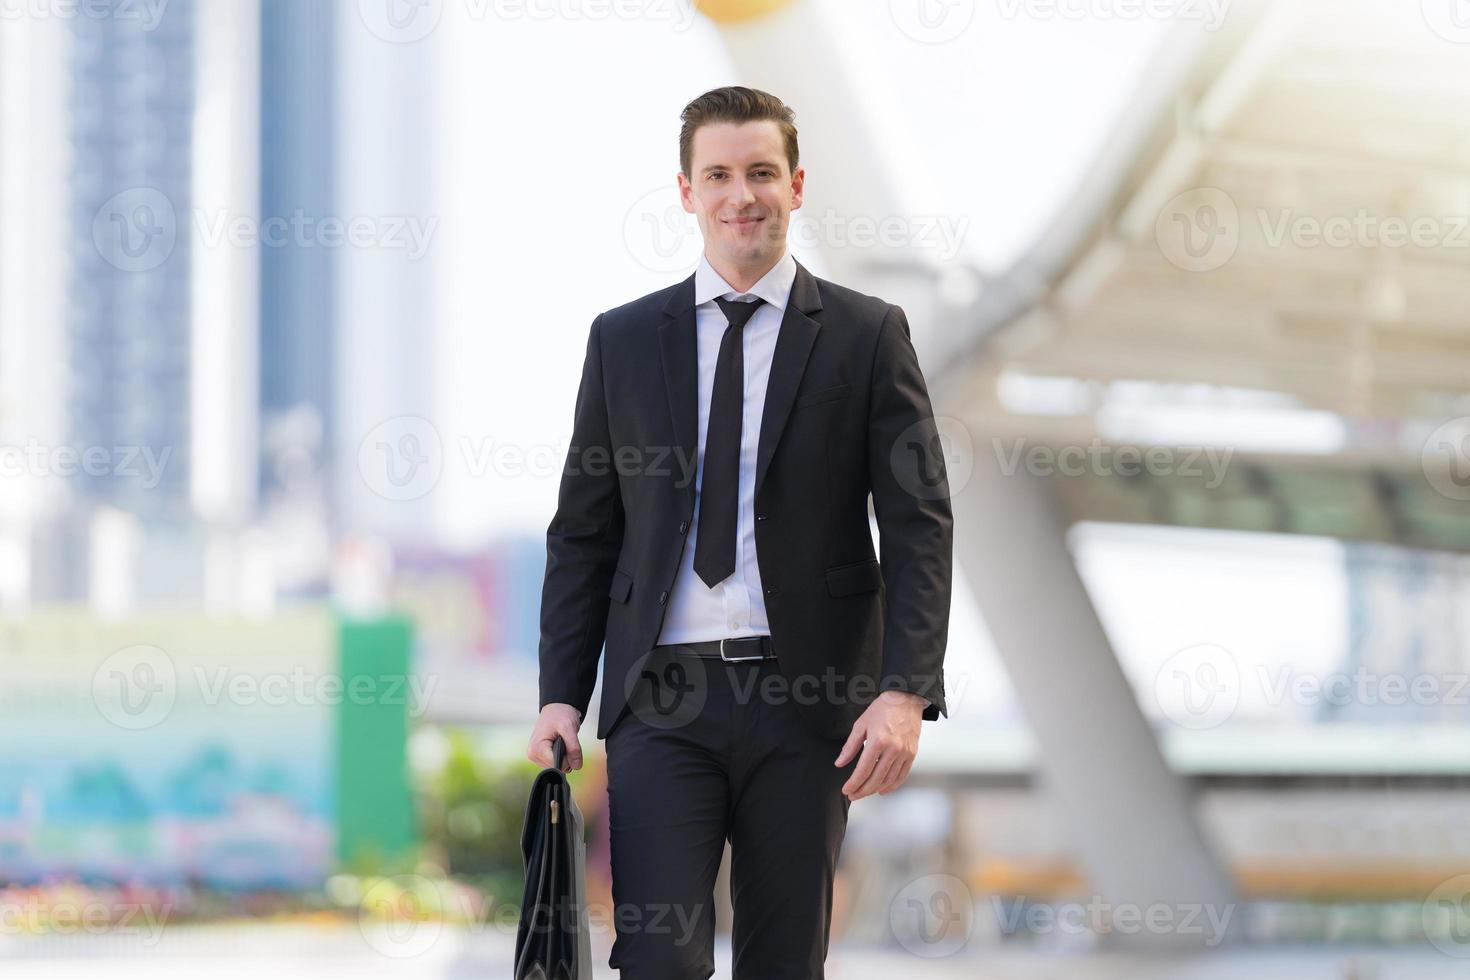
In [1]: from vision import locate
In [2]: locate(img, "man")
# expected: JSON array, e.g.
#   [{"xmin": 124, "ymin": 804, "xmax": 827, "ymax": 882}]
[{"xmin": 527, "ymin": 86, "xmax": 953, "ymax": 979}]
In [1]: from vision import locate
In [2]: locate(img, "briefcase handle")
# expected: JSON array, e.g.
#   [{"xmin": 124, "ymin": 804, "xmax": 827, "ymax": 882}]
[{"xmin": 552, "ymin": 735, "xmax": 566, "ymax": 773}]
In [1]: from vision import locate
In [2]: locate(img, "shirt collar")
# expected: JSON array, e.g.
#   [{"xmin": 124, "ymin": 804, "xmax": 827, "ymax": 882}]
[{"xmin": 694, "ymin": 249, "xmax": 797, "ymax": 312}]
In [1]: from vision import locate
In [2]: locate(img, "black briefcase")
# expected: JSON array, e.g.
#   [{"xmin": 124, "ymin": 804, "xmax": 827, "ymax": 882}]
[{"xmin": 514, "ymin": 735, "xmax": 593, "ymax": 980}]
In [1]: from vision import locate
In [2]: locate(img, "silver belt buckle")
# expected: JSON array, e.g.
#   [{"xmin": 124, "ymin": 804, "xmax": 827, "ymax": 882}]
[{"xmin": 719, "ymin": 637, "xmax": 764, "ymax": 662}]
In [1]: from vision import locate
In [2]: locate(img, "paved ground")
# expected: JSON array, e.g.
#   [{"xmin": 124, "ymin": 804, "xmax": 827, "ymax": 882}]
[{"xmin": 0, "ymin": 926, "xmax": 1461, "ymax": 978}]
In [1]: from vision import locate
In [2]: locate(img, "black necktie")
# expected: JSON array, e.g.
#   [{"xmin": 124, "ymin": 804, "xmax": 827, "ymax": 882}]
[{"xmin": 693, "ymin": 295, "xmax": 767, "ymax": 588}]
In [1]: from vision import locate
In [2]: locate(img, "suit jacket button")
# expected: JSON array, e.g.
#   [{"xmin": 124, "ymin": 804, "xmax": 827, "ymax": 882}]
[
  {"xmin": 756, "ymin": 515, "xmax": 768, "ymax": 521},
  {"xmin": 658, "ymin": 591, "xmax": 669, "ymax": 605},
  {"xmin": 678, "ymin": 521, "xmax": 689, "ymax": 534},
  {"xmin": 764, "ymin": 588, "xmax": 778, "ymax": 595}
]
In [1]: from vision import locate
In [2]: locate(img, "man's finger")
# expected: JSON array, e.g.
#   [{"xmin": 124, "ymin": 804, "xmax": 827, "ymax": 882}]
[
  {"xmin": 835, "ymin": 724, "xmax": 866, "ymax": 768},
  {"xmin": 562, "ymin": 734, "xmax": 583, "ymax": 771},
  {"xmin": 842, "ymin": 742, "xmax": 882, "ymax": 797},
  {"xmin": 852, "ymin": 750, "xmax": 899, "ymax": 800},
  {"xmin": 879, "ymin": 756, "xmax": 914, "ymax": 795}
]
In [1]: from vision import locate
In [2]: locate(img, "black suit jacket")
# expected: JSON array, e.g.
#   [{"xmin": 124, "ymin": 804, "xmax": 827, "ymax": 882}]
[{"xmin": 539, "ymin": 258, "xmax": 953, "ymax": 740}]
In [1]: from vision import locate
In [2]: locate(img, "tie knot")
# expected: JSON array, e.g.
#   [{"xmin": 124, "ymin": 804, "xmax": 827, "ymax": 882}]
[{"xmin": 713, "ymin": 296, "xmax": 766, "ymax": 330}]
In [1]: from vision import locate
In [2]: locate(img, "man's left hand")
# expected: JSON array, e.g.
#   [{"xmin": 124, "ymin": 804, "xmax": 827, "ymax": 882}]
[{"xmin": 835, "ymin": 689, "xmax": 925, "ymax": 801}]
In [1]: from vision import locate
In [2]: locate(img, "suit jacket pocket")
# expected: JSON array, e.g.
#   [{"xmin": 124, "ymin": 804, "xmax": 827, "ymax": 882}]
[
  {"xmin": 794, "ymin": 382, "xmax": 851, "ymax": 409},
  {"xmin": 825, "ymin": 558, "xmax": 881, "ymax": 597},
  {"xmin": 608, "ymin": 568, "xmax": 633, "ymax": 604}
]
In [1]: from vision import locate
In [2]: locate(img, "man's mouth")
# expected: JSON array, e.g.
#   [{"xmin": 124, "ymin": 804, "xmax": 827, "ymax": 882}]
[{"xmin": 726, "ymin": 216, "xmax": 764, "ymax": 226}]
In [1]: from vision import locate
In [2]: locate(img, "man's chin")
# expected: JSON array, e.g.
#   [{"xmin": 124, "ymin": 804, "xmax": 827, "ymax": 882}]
[{"xmin": 713, "ymin": 240, "xmax": 781, "ymax": 265}]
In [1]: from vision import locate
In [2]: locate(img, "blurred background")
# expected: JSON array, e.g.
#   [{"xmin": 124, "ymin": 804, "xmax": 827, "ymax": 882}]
[{"xmin": 2, "ymin": 0, "xmax": 1470, "ymax": 975}]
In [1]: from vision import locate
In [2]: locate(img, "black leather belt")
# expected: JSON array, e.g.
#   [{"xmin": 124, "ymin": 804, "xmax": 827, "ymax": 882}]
[{"xmin": 656, "ymin": 636, "xmax": 776, "ymax": 662}]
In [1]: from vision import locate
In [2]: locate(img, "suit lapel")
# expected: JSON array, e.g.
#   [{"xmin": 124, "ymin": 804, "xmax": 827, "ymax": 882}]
[
  {"xmin": 754, "ymin": 261, "xmax": 823, "ymax": 499},
  {"xmin": 658, "ymin": 274, "xmax": 701, "ymax": 508},
  {"xmin": 658, "ymin": 258, "xmax": 825, "ymax": 509}
]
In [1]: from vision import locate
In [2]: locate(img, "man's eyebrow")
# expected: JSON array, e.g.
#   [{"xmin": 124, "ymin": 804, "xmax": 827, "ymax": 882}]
[{"xmin": 700, "ymin": 161, "xmax": 784, "ymax": 175}]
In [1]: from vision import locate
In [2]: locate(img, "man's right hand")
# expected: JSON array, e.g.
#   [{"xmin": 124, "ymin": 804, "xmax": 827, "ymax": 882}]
[{"xmin": 527, "ymin": 703, "xmax": 584, "ymax": 773}]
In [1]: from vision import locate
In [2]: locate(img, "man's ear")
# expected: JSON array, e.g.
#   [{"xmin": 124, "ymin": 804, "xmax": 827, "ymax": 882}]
[
  {"xmin": 677, "ymin": 173, "xmax": 695, "ymax": 214},
  {"xmin": 790, "ymin": 166, "xmax": 804, "ymax": 210}
]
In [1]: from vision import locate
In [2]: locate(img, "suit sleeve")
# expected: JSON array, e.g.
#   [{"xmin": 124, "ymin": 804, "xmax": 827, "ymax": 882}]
[
  {"xmin": 866, "ymin": 304, "xmax": 953, "ymax": 721},
  {"xmin": 538, "ymin": 314, "xmax": 625, "ymax": 719}
]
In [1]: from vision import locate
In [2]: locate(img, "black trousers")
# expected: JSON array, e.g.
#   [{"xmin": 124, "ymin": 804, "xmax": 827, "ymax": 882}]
[{"xmin": 604, "ymin": 645, "xmax": 855, "ymax": 980}]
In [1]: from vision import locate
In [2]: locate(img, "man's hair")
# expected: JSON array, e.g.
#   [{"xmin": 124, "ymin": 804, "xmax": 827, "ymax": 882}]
[{"xmin": 678, "ymin": 86, "xmax": 799, "ymax": 179}]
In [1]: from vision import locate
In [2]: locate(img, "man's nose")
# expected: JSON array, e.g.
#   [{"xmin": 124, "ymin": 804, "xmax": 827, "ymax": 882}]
[{"xmin": 726, "ymin": 178, "xmax": 757, "ymax": 204}]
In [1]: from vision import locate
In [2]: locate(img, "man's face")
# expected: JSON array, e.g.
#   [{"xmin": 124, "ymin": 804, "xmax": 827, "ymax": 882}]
[{"xmin": 678, "ymin": 120, "xmax": 803, "ymax": 270}]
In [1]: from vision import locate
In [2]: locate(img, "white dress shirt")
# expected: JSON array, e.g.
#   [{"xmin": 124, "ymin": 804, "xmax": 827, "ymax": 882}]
[{"xmin": 654, "ymin": 249, "xmax": 797, "ymax": 646}]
